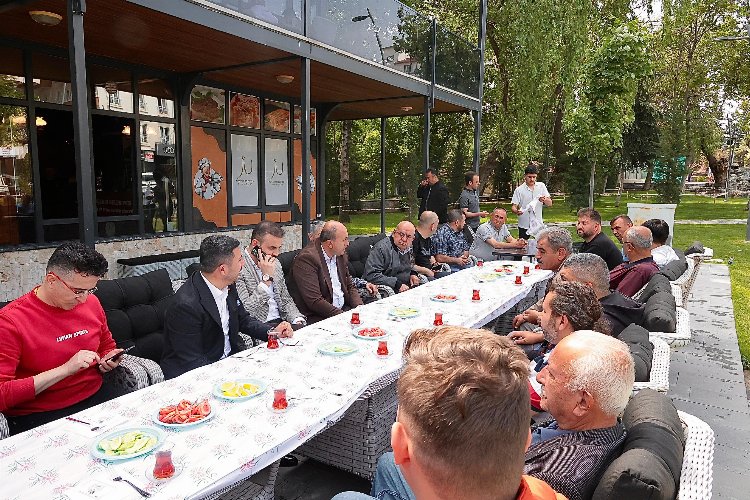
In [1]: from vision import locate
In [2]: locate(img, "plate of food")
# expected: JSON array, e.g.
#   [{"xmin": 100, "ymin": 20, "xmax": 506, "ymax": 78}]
[
  {"xmin": 153, "ymin": 399, "xmax": 215, "ymax": 428},
  {"xmin": 493, "ymin": 264, "xmax": 516, "ymax": 274},
  {"xmin": 213, "ymin": 379, "xmax": 267, "ymax": 401},
  {"xmin": 388, "ymin": 306, "xmax": 420, "ymax": 319},
  {"xmin": 352, "ymin": 326, "xmax": 390, "ymax": 340},
  {"xmin": 318, "ymin": 340, "xmax": 359, "ymax": 356},
  {"xmin": 430, "ymin": 294, "xmax": 458, "ymax": 303},
  {"xmin": 475, "ymin": 272, "xmax": 500, "ymax": 282},
  {"xmin": 91, "ymin": 427, "xmax": 164, "ymax": 461}
]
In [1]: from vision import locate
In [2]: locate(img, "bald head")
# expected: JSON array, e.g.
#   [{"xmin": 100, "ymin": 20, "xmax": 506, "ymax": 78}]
[
  {"xmin": 419, "ymin": 211, "xmax": 439, "ymax": 227},
  {"xmin": 320, "ymin": 220, "xmax": 350, "ymax": 256},
  {"xmin": 393, "ymin": 221, "xmax": 417, "ymax": 251},
  {"xmin": 623, "ymin": 225, "xmax": 652, "ymax": 261}
]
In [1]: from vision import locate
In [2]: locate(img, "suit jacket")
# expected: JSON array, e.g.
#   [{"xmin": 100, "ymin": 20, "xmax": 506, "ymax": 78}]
[
  {"xmin": 289, "ymin": 240, "xmax": 362, "ymax": 324},
  {"xmin": 161, "ymin": 272, "xmax": 268, "ymax": 379},
  {"xmin": 236, "ymin": 248, "xmax": 303, "ymax": 323}
]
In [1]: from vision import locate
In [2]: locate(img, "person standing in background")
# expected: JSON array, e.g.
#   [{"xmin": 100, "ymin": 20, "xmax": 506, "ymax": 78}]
[
  {"xmin": 417, "ymin": 168, "xmax": 450, "ymax": 224},
  {"xmin": 511, "ymin": 163, "xmax": 552, "ymax": 240}
]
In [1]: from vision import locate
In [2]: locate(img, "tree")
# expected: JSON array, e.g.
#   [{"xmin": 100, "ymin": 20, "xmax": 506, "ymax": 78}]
[{"xmin": 564, "ymin": 21, "xmax": 651, "ymax": 207}]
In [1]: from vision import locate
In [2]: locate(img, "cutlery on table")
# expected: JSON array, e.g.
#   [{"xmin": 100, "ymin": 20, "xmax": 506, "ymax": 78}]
[
  {"xmin": 65, "ymin": 416, "xmax": 102, "ymax": 432},
  {"xmin": 113, "ymin": 476, "xmax": 151, "ymax": 498}
]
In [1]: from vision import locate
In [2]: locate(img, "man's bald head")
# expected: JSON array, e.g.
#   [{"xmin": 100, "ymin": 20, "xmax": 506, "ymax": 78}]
[
  {"xmin": 320, "ymin": 220, "xmax": 350, "ymax": 256},
  {"xmin": 419, "ymin": 211, "xmax": 439, "ymax": 227},
  {"xmin": 622, "ymin": 225, "xmax": 653, "ymax": 261},
  {"xmin": 393, "ymin": 221, "xmax": 417, "ymax": 251}
]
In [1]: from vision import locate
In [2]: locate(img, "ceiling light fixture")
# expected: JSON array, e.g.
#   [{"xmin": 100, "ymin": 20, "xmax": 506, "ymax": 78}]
[
  {"xmin": 29, "ymin": 10, "xmax": 63, "ymax": 26},
  {"xmin": 401, "ymin": 106, "xmax": 413, "ymax": 112},
  {"xmin": 275, "ymin": 74, "xmax": 295, "ymax": 84},
  {"xmin": 36, "ymin": 117, "xmax": 47, "ymax": 127}
]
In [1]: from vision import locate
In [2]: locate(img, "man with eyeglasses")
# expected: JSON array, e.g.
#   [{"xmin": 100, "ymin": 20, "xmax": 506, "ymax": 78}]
[
  {"xmin": 363, "ymin": 221, "xmax": 421, "ymax": 293},
  {"xmin": 0, "ymin": 242, "xmax": 125, "ymax": 435}
]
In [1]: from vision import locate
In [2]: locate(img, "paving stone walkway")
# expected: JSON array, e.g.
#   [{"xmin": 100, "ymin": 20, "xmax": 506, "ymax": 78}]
[{"xmin": 670, "ymin": 263, "xmax": 750, "ymax": 499}]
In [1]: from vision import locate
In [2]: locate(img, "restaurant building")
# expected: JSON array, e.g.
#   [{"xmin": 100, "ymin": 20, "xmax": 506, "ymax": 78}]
[{"xmin": 0, "ymin": 0, "xmax": 485, "ymax": 301}]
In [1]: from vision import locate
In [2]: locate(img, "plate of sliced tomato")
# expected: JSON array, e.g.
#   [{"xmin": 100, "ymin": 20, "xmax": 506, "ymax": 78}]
[
  {"xmin": 430, "ymin": 294, "xmax": 457, "ymax": 303},
  {"xmin": 153, "ymin": 399, "xmax": 215, "ymax": 428},
  {"xmin": 352, "ymin": 326, "xmax": 390, "ymax": 340}
]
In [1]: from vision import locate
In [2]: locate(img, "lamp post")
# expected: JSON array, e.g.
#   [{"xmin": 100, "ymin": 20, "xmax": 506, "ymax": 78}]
[{"xmin": 352, "ymin": 8, "xmax": 385, "ymax": 65}]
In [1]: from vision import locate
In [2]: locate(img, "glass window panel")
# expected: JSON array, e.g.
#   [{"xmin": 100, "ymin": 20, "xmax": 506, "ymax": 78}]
[
  {"xmin": 0, "ymin": 46, "xmax": 26, "ymax": 99},
  {"xmin": 43, "ymin": 223, "xmax": 78, "ymax": 243},
  {"xmin": 37, "ymin": 108, "xmax": 77, "ymax": 219},
  {"xmin": 293, "ymin": 106, "xmax": 316, "ymax": 135},
  {"xmin": 141, "ymin": 121, "xmax": 178, "ymax": 233},
  {"xmin": 33, "ymin": 53, "xmax": 72, "ymax": 105},
  {"xmin": 92, "ymin": 115, "xmax": 136, "ymax": 217},
  {"xmin": 264, "ymin": 137, "xmax": 289, "ymax": 206},
  {"xmin": 0, "ymin": 106, "xmax": 35, "ymax": 245},
  {"xmin": 230, "ymin": 93, "xmax": 260, "ymax": 129},
  {"xmin": 98, "ymin": 219, "xmax": 139, "ymax": 238},
  {"xmin": 264, "ymin": 99, "xmax": 290, "ymax": 133},
  {"xmin": 231, "ymin": 134, "xmax": 259, "ymax": 207},
  {"xmin": 89, "ymin": 65, "xmax": 134, "ymax": 113},
  {"xmin": 139, "ymin": 78, "xmax": 175, "ymax": 118},
  {"xmin": 190, "ymin": 85, "xmax": 225, "ymax": 124}
]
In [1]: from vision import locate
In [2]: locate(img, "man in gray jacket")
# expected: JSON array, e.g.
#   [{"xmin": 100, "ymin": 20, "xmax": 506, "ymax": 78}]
[
  {"xmin": 236, "ymin": 221, "xmax": 306, "ymax": 329},
  {"xmin": 363, "ymin": 221, "xmax": 421, "ymax": 293}
]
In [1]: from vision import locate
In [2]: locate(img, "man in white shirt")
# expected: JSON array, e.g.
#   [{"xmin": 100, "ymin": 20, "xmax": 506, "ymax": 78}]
[
  {"xmin": 469, "ymin": 208, "xmax": 526, "ymax": 261},
  {"xmin": 642, "ymin": 218, "xmax": 679, "ymax": 268},
  {"xmin": 236, "ymin": 221, "xmax": 306, "ymax": 329},
  {"xmin": 161, "ymin": 235, "xmax": 293, "ymax": 379},
  {"xmin": 511, "ymin": 164, "xmax": 552, "ymax": 240}
]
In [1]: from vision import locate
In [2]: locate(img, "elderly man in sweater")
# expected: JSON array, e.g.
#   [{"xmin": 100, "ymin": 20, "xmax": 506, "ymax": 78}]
[{"xmin": 363, "ymin": 221, "xmax": 421, "ymax": 294}]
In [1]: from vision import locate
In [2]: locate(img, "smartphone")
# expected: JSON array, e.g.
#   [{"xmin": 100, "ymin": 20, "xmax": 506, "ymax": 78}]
[
  {"xmin": 108, "ymin": 345, "xmax": 135, "ymax": 362},
  {"xmin": 251, "ymin": 245, "xmax": 262, "ymax": 260}
]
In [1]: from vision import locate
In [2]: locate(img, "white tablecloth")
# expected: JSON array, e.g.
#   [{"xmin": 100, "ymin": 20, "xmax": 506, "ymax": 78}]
[{"xmin": 0, "ymin": 263, "xmax": 551, "ymax": 499}]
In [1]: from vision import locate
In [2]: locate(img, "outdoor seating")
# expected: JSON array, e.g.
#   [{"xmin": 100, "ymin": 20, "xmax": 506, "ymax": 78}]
[
  {"xmin": 298, "ymin": 373, "xmax": 399, "ymax": 479},
  {"xmin": 94, "ymin": 269, "xmax": 175, "ymax": 383},
  {"xmin": 671, "ymin": 283, "xmax": 684, "ymax": 308},
  {"xmin": 633, "ymin": 335, "xmax": 670, "ymax": 393},
  {"xmin": 0, "ymin": 354, "xmax": 155, "ymax": 440},
  {"xmin": 116, "ymin": 249, "xmax": 200, "ymax": 280},
  {"xmin": 593, "ymin": 388, "xmax": 686, "ymax": 500},
  {"xmin": 641, "ymin": 289, "xmax": 678, "ymax": 333},
  {"xmin": 652, "ymin": 307, "xmax": 691, "ymax": 347},
  {"xmin": 619, "ymin": 323, "xmax": 655, "ymax": 383},
  {"xmin": 676, "ymin": 410, "xmax": 715, "ymax": 500},
  {"xmin": 208, "ymin": 460, "xmax": 280, "ymax": 500}
]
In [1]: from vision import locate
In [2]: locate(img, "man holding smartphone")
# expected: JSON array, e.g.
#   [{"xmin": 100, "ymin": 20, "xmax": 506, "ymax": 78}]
[
  {"xmin": 236, "ymin": 221, "xmax": 306, "ymax": 329},
  {"xmin": 0, "ymin": 242, "xmax": 124, "ymax": 435}
]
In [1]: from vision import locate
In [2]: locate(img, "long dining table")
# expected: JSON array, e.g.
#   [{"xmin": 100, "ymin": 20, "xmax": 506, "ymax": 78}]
[{"xmin": 0, "ymin": 262, "xmax": 552, "ymax": 500}]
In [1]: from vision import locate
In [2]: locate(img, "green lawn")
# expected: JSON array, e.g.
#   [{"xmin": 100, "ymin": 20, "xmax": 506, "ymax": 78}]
[{"xmin": 333, "ymin": 194, "xmax": 750, "ymax": 364}]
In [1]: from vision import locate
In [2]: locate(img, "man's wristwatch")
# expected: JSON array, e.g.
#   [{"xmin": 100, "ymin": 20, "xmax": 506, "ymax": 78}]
[{"xmin": 262, "ymin": 273, "xmax": 273, "ymax": 283}]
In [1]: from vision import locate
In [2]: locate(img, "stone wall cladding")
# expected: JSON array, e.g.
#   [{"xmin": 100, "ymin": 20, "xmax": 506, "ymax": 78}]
[{"xmin": 0, "ymin": 225, "xmax": 302, "ymax": 302}]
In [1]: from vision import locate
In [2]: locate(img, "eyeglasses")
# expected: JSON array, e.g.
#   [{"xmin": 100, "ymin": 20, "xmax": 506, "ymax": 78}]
[
  {"xmin": 49, "ymin": 271, "xmax": 98, "ymax": 296},
  {"xmin": 394, "ymin": 231, "xmax": 415, "ymax": 241}
]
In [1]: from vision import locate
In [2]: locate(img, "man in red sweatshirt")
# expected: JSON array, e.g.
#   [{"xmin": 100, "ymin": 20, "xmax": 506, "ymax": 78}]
[{"xmin": 0, "ymin": 242, "xmax": 124, "ymax": 435}]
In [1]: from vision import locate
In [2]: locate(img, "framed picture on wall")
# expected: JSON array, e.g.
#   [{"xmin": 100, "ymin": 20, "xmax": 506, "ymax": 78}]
[
  {"xmin": 231, "ymin": 134, "xmax": 259, "ymax": 207},
  {"xmin": 264, "ymin": 137, "xmax": 289, "ymax": 206}
]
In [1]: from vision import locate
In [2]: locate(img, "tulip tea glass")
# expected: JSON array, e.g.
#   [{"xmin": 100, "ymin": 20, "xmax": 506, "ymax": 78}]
[
  {"xmin": 377, "ymin": 340, "xmax": 389, "ymax": 358},
  {"xmin": 153, "ymin": 442, "xmax": 175, "ymax": 480},
  {"xmin": 433, "ymin": 312, "xmax": 444, "ymax": 326},
  {"xmin": 273, "ymin": 388, "xmax": 288, "ymax": 412}
]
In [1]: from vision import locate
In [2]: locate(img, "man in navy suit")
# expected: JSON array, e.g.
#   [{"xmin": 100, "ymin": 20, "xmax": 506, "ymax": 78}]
[{"xmin": 161, "ymin": 235, "xmax": 293, "ymax": 379}]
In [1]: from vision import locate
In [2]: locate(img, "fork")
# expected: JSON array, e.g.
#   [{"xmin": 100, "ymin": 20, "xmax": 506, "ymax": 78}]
[
  {"xmin": 113, "ymin": 476, "xmax": 151, "ymax": 497},
  {"xmin": 65, "ymin": 416, "xmax": 102, "ymax": 432}
]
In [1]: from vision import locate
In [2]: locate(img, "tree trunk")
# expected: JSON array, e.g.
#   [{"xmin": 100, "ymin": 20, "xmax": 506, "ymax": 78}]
[
  {"xmin": 589, "ymin": 161, "xmax": 596, "ymax": 208},
  {"xmin": 338, "ymin": 120, "xmax": 352, "ymax": 223},
  {"xmin": 704, "ymin": 148, "xmax": 727, "ymax": 192},
  {"xmin": 643, "ymin": 162, "xmax": 654, "ymax": 191}
]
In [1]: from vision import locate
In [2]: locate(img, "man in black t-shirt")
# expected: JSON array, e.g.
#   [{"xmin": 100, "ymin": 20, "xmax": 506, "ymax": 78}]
[
  {"xmin": 412, "ymin": 211, "xmax": 448, "ymax": 280},
  {"xmin": 577, "ymin": 208, "xmax": 623, "ymax": 270},
  {"xmin": 417, "ymin": 168, "xmax": 450, "ymax": 223}
]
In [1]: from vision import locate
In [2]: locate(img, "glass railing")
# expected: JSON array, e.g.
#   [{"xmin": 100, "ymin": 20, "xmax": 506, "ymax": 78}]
[{"xmin": 196, "ymin": 0, "xmax": 481, "ymax": 98}]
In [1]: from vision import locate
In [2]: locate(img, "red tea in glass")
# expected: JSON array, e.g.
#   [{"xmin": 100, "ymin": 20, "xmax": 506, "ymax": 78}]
[
  {"xmin": 350, "ymin": 312, "xmax": 361, "ymax": 325},
  {"xmin": 153, "ymin": 447, "xmax": 175, "ymax": 479},
  {"xmin": 377, "ymin": 340, "xmax": 389, "ymax": 357},
  {"xmin": 273, "ymin": 388, "xmax": 288, "ymax": 411},
  {"xmin": 515, "ymin": 275, "xmax": 522, "ymax": 285},
  {"xmin": 523, "ymin": 266, "xmax": 530, "ymax": 275},
  {"xmin": 472, "ymin": 289, "xmax": 481, "ymax": 301},
  {"xmin": 267, "ymin": 332, "xmax": 279, "ymax": 350},
  {"xmin": 477, "ymin": 259, "xmax": 484, "ymax": 267},
  {"xmin": 433, "ymin": 312, "xmax": 443, "ymax": 326},
  {"xmin": 535, "ymin": 263, "xmax": 542, "ymax": 270}
]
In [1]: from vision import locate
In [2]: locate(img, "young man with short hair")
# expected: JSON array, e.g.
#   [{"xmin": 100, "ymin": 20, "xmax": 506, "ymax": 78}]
[
  {"xmin": 642, "ymin": 218, "xmax": 679, "ymax": 268},
  {"xmin": 0, "ymin": 242, "xmax": 124, "ymax": 435},
  {"xmin": 577, "ymin": 208, "xmax": 622, "ymax": 270},
  {"xmin": 511, "ymin": 164, "xmax": 552, "ymax": 240},
  {"xmin": 459, "ymin": 171, "xmax": 489, "ymax": 232}
]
